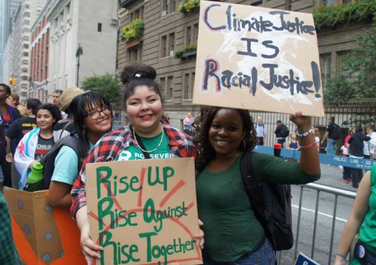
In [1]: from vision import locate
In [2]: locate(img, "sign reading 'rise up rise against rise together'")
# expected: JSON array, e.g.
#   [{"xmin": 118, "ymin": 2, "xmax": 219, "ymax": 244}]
[{"xmin": 193, "ymin": 1, "xmax": 325, "ymax": 117}]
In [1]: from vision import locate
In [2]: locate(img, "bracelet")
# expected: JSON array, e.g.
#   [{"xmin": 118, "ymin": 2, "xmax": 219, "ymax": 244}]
[
  {"xmin": 336, "ymin": 253, "xmax": 347, "ymax": 259},
  {"xmin": 299, "ymin": 139, "xmax": 317, "ymax": 150},
  {"xmin": 296, "ymin": 128, "xmax": 313, "ymax": 138}
]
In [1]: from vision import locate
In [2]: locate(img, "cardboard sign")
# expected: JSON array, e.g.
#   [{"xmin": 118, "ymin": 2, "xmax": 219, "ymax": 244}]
[
  {"xmin": 4, "ymin": 188, "xmax": 86, "ymax": 265},
  {"xmin": 294, "ymin": 252, "xmax": 321, "ymax": 265},
  {"xmin": 86, "ymin": 157, "xmax": 202, "ymax": 265},
  {"xmin": 193, "ymin": 1, "xmax": 325, "ymax": 117}
]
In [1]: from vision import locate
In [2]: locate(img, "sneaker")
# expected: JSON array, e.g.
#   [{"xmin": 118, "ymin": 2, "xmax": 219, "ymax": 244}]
[{"xmin": 343, "ymin": 179, "xmax": 350, "ymax": 184}]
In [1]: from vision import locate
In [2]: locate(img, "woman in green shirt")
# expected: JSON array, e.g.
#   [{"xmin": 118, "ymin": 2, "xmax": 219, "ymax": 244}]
[{"xmin": 194, "ymin": 107, "xmax": 320, "ymax": 264}]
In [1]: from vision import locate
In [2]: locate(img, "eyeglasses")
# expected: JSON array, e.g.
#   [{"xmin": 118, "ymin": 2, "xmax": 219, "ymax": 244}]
[{"xmin": 85, "ymin": 107, "xmax": 111, "ymax": 120}]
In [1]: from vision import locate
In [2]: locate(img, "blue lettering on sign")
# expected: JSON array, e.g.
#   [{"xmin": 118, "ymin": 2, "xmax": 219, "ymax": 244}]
[
  {"xmin": 294, "ymin": 252, "xmax": 321, "ymax": 265},
  {"xmin": 254, "ymin": 145, "xmax": 376, "ymax": 170}
]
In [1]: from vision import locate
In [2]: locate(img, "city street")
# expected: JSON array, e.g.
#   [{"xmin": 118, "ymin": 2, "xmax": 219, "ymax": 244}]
[{"xmin": 279, "ymin": 164, "xmax": 359, "ymax": 264}]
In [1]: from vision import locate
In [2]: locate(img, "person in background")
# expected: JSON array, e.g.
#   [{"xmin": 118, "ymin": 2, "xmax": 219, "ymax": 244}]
[
  {"xmin": 194, "ymin": 107, "xmax": 320, "ymax": 264},
  {"xmin": 14, "ymin": 104, "xmax": 61, "ymax": 190},
  {"xmin": 0, "ymin": 192, "xmax": 22, "ymax": 265},
  {"xmin": 184, "ymin": 112, "xmax": 195, "ymax": 136},
  {"xmin": 314, "ymin": 128, "xmax": 321, "ymax": 152},
  {"xmin": 274, "ymin": 119, "xmax": 288, "ymax": 148},
  {"xmin": 70, "ymin": 64, "xmax": 203, "ymax": 264},
  {"xmin": 321, "ymin": 117, "xmax": 337, "ymax": 156},
  {"xmin": 53, "ymin": 87, "xmax": 85, "ymax": 142},
  {"xmin": 341, "ymin": 128, "xmax": 354, "ymax": 184},
  {"xmin": 363, "ymin": 124, "xmax": 376, "ymax": 160},
  {"xmin": 53, "ymin": 89, "xmax": 67, "ymax": 119},
  {"xmin": 287, "ymin": 131, "xmax": 300, "ymax": 150},
  {"xmin": 255, "ymin": 116, "xmax": 267, "ymax": 145},
  {"xmin": 334, "ymin": 165, "xmax": 376, "ymax": 265},
  {"xmin": 348, "ymin": 126, "xmax": 370, "ymax": 188},
  {"xmin": 5, "ymin": 98, "xmax": 42, "ymax": 188},
  {"xmin": 0, "ymin": 84, "xmax": 21, "ymax": 188},
  {"xmin": 8, "ymin": 93, "xmax": 25, "ymax": 117},
  {"xmin": 47, "ymin": 92, "xmax": 113, "ymax": 207}
]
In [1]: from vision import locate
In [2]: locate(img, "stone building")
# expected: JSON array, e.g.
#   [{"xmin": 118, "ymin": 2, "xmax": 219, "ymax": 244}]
[
  {"xmin": 117, "ymin": 0, "xmax": 373, "ymax": 130},
  {"xmin": 47, "ymin": 0, "xmax": 118, "ymax": 93}
]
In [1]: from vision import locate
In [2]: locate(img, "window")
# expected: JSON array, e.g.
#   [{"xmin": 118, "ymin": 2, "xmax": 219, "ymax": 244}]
[
  {"xmin": 25, "ymin": 4, "xmax": 30, "ymax": 9},
  {"xmin": 36, "ymin": 6, "xmax": 43, "ymax": 12},
  {"xmin": 22, "ymin": 60, "xmax": 28, "ymax": 65},
  {"xmin": 326, "ymin": 0, "xmax": 355, "ymax": 6},
  {"xmin": 23, "ymin": 36, "xmax": 30, "ymax": 41},
  {"xmin": 162, "ymin": 0, "xmax": 176, "ymax": 16},
  {"xmin": 24, "ymin": 20, "xmax": 30, "ymax": 25},
  {"xmin": 159, "ymin": 76, "xmax": 174, "ymax": 100},
  {"xmin": 23, "ymin": 52, "xmax": 29, "ymax": 57},
  {"xmin": 130, "ymin": 6, "xmax": 144, "ymax": 21},
  {"xmin": 22, "ymin": 68, "xmax": 28, "ymax": 73},
  {"xmin": 183, "ymin": 72, "xmax": 195, "ymax": 100},
  {"xmin": 169, "ymin": 33, "xmax": 175, "ymax": 55},
  {"xmin": 186, "ymin": 23, "xmax": 199, "ymax": 46},
  {"xmin": 23, "ymin": 28, "xmax": 30, "ymax": 33},
  {"xmin": 98, "ymin": 23, "xmax": 102, "ymax": 32},
  {"xmin": 161, "ymin": 33, "xmax": 175, "ymax": 58},
  {"xmin": 161, "ymin": 35, "xmax": 167, "ymax": 57},
  {"xmin": 127, "ymin": 42, "xmax": 143, "ymax": 64},
  {"xmin": 167, "ymin": 76, "xmax": 173, "ymax": 100},
  {"xmin": 23, "ymin": 44, "xmax": 29, "ymax": 49},
  {"xmin": 320, "ymin": 54, "xmax": 331, "ymax": 89},
  {"xmin": 24, "ymin": 12, "xmax": 31, "ymax": 17},
  {"xmin": 22, "ymin": 84, "xmax": 28, "ymax": 89},
  {"xmin": 251, "ymin": 1, "xmax": 263, "ymax": 6},
  {"xmin": 22, "ymin": 76, "xmax": 28, "ymax": 81}
]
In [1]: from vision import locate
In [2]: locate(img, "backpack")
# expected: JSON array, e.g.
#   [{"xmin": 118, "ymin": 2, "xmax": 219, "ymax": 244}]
[
  {"xmin": 279, "ymin": 124, "xmax": 290, "ymax": 138},
  {"xmin": 331, "ymin": 123, "xmax": 341, "ymax": 140},
  {"xmin": 40, "ymin": 134, "xmax": 82, "ymax": 189},
  {"xmin": 240, "ymin": 151, "xmax": 293, "ymax": 251}
]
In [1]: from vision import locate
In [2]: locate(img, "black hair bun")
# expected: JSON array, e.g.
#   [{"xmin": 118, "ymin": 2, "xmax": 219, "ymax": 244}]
[{"xmin": 120, "ymin": 64, "xmax": 157, "ymax": 84}]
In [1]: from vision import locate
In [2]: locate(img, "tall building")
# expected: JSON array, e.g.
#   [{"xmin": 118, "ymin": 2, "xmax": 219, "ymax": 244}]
[
  {"xmin": 117, "ymin": 0, "xmax": 373, "ymax": 129},
  {"xmin": 2, "ymin": 0, "xmax": 48, "ymax": 101},
  {"xmin": 47, "ymin": 0, "xmax": 118, "ymax": 92},
  {"xmin": 0, "ymin": 0, "xmax": 18, "ymax": 83}
]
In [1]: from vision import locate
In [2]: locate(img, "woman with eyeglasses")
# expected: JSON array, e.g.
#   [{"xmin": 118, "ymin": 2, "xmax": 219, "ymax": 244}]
[
  {"xmin": 47, "ymin": 92, "xmax": 113, "ymax": 207},
  {"xmin": 70, "ymin": 64, "xmax": 203, "ymax": 264}
]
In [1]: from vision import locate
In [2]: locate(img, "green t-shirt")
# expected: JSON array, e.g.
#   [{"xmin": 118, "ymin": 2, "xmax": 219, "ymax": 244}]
[
  {"xmin": 116, "ymin": 131, "xmax": 170, "ymax": 161},
  {"xmin": 196, "ymin": 155, "xmax": 264, "ymax": 262},
  {"xmin": 350, "ymin": 165, "xmax": 376, "ymax": 264}
]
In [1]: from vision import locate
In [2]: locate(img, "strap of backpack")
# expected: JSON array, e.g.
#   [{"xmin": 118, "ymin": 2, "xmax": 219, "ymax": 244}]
[
  {"xmin": 64, "ymin": 135, "xmax": 85, "ymax": 171},
  {"xmin": 240, "ymin": 151, "xmax": 271, "ymax": 223}
]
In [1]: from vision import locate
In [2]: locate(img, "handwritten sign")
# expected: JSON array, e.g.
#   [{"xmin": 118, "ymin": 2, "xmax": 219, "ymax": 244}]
[
  {"xmin": 193, "ymin": 1, "xmax": 325, "ymax": 117},
  {"xmin": 86, "ymin": 158, "xmax": 202, "ymax": 265}
]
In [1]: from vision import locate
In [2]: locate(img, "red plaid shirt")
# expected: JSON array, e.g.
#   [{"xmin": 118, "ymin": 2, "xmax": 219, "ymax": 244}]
[{"xmin": 70, "ymin": 123, "xmax": 196, "ymax": 219}]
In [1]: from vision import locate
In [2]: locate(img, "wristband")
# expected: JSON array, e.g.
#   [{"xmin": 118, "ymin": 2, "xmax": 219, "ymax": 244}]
[
  {"xmin": 296, "ymin": 128, "xmax": 313, "ymax": 138},
  {"xmin": 336, "ymin": 253, "xmax": 347, "ymax": 259},
  {"xmin": 299, "ymin": 139, "xmax": 317, "ymax": 150}
]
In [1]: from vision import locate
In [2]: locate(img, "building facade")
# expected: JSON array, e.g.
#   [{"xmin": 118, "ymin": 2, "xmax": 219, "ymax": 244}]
[
  {"xmin": 0, "ymin": 0, "xmax": 19, "ymax": 83},
  {"xmin": 47, "ymin": 0, "xmax": 118, "ymax": 93},
  {"xmin": 117, "ymin": 0, "xmax": 373, "ymax": 130},
  {"xmin": 2, "ymin": 0, "xmax": 48, "ymax": 101}
]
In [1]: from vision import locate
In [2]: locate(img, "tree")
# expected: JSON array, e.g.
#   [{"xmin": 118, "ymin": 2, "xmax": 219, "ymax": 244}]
[
  {"xmin": 80, "ymin": 74, "xmax": 121, "ymax": 105},
  {"xmin": 324, "ymin": 24, "xmax": 376, "ymax": 105}
]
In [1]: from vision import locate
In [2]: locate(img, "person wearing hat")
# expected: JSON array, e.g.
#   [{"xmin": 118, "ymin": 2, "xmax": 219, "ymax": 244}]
[
  {"xmin": 53, "ymin": 87, "xmax": 85, "ymax": 142},
  {"xmin": 274, "ymin": 120, "xmax": 289, "ymax": 148}
]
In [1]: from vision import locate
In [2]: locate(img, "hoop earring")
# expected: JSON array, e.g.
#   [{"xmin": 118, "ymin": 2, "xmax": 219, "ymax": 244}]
[{"xmin": 242, "ymin": 140, "xmax": 246, "ymax": 150}]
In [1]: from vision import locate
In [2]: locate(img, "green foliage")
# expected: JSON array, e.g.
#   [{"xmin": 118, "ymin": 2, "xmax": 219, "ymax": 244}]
[
  {"xmin": 178, "ymin": 0, "xmax": 200, "ymax": 14},
  {"xmin": 323, "ymin": 24, "xmax": 376, "ymax": 105},
  {"xmin": 313, "ymin": 0, "xmax": 376, "ymax": 29},
  {"xmin": 174, "ymin": 44, "xmax": 197, "ymax": 58},
  {"xmin": 122, "ymin": 18, "xmax": 144, "ymax": 42},
  {"xmin": 81, "ymin": 74, "xmax": 121, "ymax": 104}
]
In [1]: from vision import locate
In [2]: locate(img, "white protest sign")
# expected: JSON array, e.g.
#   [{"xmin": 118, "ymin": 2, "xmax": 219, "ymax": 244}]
[{"xmin": 194, "ymin": 1, "xmax": 325, "ymax": 117}]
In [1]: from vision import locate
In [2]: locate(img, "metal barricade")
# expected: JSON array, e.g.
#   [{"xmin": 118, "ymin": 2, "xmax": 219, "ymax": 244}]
[{"xmin": 277, "ymin": 183, "xmax": 356, "ymax": 264}]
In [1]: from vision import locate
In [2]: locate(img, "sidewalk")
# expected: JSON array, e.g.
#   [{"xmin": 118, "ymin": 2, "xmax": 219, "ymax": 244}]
[{"xmin": 315, "ymin": 163, "xmax": 359, "ymax": 192}]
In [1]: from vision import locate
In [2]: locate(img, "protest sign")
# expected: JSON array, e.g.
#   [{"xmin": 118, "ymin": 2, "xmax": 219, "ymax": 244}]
[
  {"xmin": 294, "ymin": 252, "xmax": 321, "ymax": 265},
  {"xmin": 193, "ymin": 1, "xmax": 325, "ymax": 117},
  {"xmin": 4, "ymin": 188, "xmax": 86, "ymax": 265},
  {"xmin": 86, "ymin": 157, "xmax": 202, "ymax": 265}
]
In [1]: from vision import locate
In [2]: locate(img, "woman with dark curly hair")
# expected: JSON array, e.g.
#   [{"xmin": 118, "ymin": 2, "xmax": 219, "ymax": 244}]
[
  {"xmin": 14, "ymin": 104, "xmax": 61, "ymax": 190},
  {"xmin": 194, "ymin": 107, "xmax": 320, "ymax": 265}
]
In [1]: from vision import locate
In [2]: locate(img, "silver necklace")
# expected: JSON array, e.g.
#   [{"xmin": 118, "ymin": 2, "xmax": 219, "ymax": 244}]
[{"xmin": 133, "ymin": 125, "xmax": 164, "ymax": 153}]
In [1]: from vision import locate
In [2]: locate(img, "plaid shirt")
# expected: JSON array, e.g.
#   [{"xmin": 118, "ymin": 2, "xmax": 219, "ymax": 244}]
[
  {"xmin": 0, "ymin": 193, "xmax": 22, "ymax": 265},
  {"xmin": 70, "ymin": 123, "xmax": 196, "ymax": 219}
]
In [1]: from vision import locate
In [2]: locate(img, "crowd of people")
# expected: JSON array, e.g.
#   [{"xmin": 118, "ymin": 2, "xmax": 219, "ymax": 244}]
[{"xmin": 0, "ymin": 63, "xmax": 375, "ymax": 265}]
